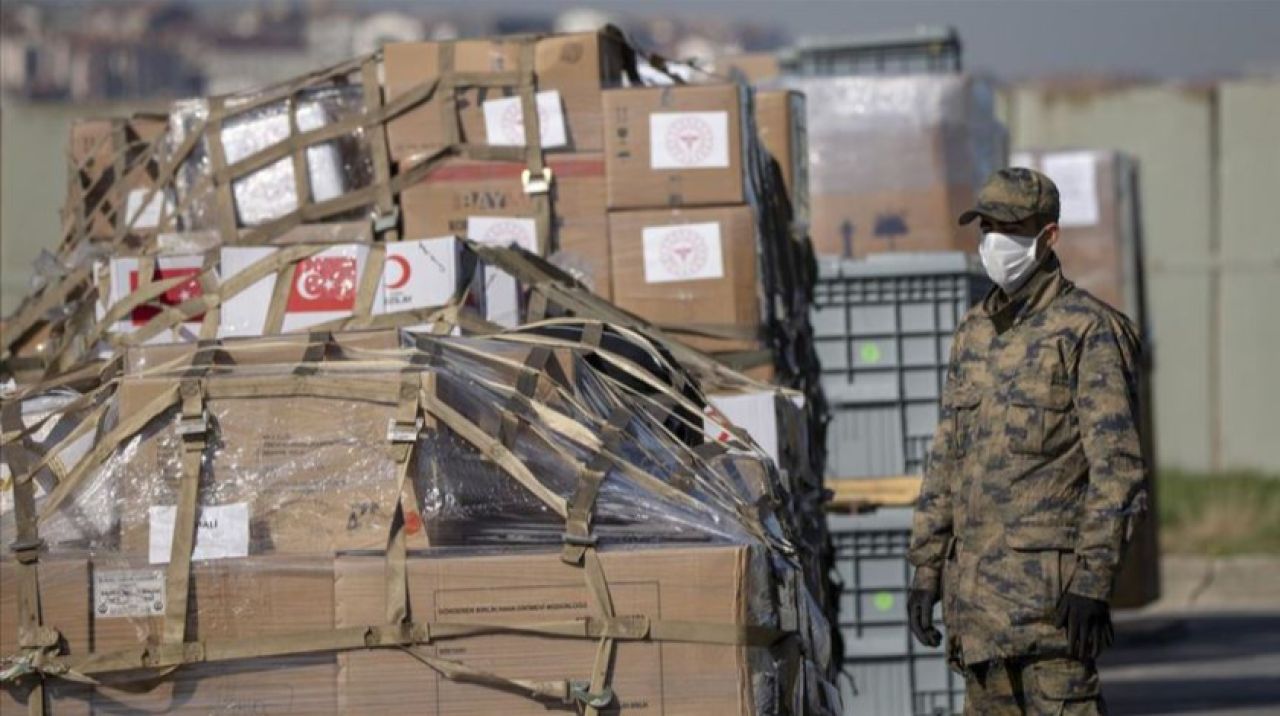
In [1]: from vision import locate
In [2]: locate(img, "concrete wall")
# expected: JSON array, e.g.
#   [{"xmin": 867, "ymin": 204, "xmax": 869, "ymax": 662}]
[
  {"xmin": 1001, "ymin": 82, "xmax": 1218, "ymax": 472},
  {"xmin": 1217, "ymin": 80, "xmax": 1280, "ymax": 472}
]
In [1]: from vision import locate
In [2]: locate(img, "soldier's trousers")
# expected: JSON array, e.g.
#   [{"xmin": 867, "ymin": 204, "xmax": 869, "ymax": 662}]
[{"xmin": 962, "ymin": 657, "xmax": 1105, "ymax": 715}]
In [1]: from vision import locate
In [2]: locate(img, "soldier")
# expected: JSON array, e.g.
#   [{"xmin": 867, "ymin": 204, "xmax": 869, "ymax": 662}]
[{"xmin": 907, "ymin": 168, "xmax": 1148, "ymax": 715}]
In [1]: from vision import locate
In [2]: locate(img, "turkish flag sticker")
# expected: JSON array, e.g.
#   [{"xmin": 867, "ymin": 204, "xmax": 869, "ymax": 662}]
[
  {"xmin": 287, "ymin": 256, "xmax": 357, "ymax": 312},
  {"xmin": 129, "ymin": 267, "xmax": 205, "ymax": 325}
]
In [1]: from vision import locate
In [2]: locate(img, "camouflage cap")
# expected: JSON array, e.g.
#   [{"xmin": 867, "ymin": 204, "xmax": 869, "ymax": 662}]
[{"xmin": 958, "ymin": 167, "xmax": 1061, "ymax": 226}]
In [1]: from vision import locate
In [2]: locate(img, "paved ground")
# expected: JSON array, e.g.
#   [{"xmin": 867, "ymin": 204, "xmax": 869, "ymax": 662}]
[{"xmin": 1100, "ymin": 556, "xmax": 1280, "ymax": 715}]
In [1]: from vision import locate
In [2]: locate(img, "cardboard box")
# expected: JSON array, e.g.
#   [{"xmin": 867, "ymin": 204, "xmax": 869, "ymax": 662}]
[
  {"xmin": 712, "ymin": 53, "xmax": 782, "ymax": 85},
  {"xmin": 782, "ymin": 75, "xmax": 1007, "ymax": 258},
  {"xmin": 116, "ymin": 371, "xmax": 422, "ymax": 558},
  {"xmin": 608, "ymin": 205, "xmax": 760, "ymax": 354},
  {"xmin": 809, "ymin": 184, "xmax": 981, "ymax": 258},
  {"xmin": 400, "ymin": 153, "xmax": 611, "ymax": 298},
  {"xmin": 604, "ymin": 85, "xmax": 748, "ymax": 210},
  {"xmin": 66, "ymin": 115, "xmax": 170, "ymax": 241},
  {"xmin": 0, "ymin": 556, "xmax": 335, "ymax": 714},
  {"xmin": 384, "ymin": 32, "xmax": 628, "ymax": 162},
  {"xmin": 1012, "ymin": 150, "xmax": 1142, "ymax": 323},
  {"xmin": 335, "ymin": 544, "xmax": 772, "ymax": 714},
  {"xmin": 754, "ymin": 90, "xmax": 809, "ymax": 226}
]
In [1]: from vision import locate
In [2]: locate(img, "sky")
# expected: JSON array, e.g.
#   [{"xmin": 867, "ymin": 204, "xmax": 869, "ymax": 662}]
[{"xmin": 400, "ymin": 0, "xmax": 1280, "ymax": 81}]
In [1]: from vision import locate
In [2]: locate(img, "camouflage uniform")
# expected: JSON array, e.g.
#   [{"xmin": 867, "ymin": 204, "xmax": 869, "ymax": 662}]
[{"xmin": 909, "ymin": 169, "xmax": 1147, "ymax": 714}]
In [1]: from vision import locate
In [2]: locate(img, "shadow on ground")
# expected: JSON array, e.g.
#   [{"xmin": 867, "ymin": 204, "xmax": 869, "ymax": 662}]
[{"xmin": 1101, "ymin": 614, "xmax": 1280, "ymax": 715}]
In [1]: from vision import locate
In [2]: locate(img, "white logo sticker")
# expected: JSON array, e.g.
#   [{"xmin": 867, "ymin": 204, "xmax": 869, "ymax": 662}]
[
  {"xmin": 650, "ymin": 112, "xmax": 730, "ymax": 169},
  {"xmin": 641, "ymin": 222, "xmax": 725, "ymax": 284},
  {"xmin": 1041, "ymin": 152, "xmax": 1100, "ymax": 228},
  {"xmin": 382, "ymin": 237, "xmax": 460, "ymax": 314},
  {"xmin": 149, "ymin": 502, "xmax": 250, "ymax": 564},
  {"xmin": 466, "ymin": 216, "xmax": 539, "ymax": 253},
  {"xmin": 482, "ymin": 91, "xmax": 568, "ymax": 148},
  {"xmin": 94, "ymin": 569, "xmax": 167, "ymax": 618}
]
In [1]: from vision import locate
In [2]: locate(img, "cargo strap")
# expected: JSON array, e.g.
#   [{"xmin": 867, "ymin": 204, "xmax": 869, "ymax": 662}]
[
  {"xmin": 385, "ymin": 372, "xmax": 426, "ymax": 626},
  {"xmin": 7, "ymin": 616, "xmax": 784, "ymax": 686},
  {"xmin": 162, "ymin": 379, "xmax": 210, "ymax": 644},
  {"xmin": 2, "ymin": 405, "xmax": 54, "ymax": 716}
]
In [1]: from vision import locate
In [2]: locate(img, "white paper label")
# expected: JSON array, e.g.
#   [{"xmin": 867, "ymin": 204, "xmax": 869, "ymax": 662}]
[
  {"xmin": 149, "ymin": 502, "xmax": 250, "ymax": 564},
  {"xmin": 383, "ymin": 237, "xmax": 459, "ymax": 314},
  {"xmin": 125, "ymin": 189, "xmax": 172, "ymax": 230},
  {"xmin": 466, "ymin": 216, "xmax": 539, "ymax": 252},
  {"xmin": 94, "ymin": 568, "xmax": 166, "ymax": 618},
  {"xmin": 641, "ymin": 222, "xmax": 725, "ymax": 284},
  {"xmin": 482, "ymin": 91, "xmax": 568, "ymax": 148},
  {"xmin": 650, "ymin": 111, "xmax": 730, "ymax": 169},
  {"xmin": 219, "ymin": 245, "xmax": 372, "ymax": 336},
  {"xmin": 109, "ymin": 254, "xmax": 206, "ymax": 337},
  {"xmin": 1041, "ymin": 152, "xmax": 1100, "ymax": 227}
]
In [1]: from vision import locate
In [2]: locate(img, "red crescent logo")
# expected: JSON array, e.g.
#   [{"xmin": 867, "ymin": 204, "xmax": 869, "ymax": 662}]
[{"xmin": 387, "ymin": 254, "xmax": 411, "ymax": 290}]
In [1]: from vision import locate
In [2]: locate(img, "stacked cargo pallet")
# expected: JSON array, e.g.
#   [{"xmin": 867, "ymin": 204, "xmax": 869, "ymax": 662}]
[{"xmin": 0, "ymin": 27, "xmax": 839, "ymax": 715}]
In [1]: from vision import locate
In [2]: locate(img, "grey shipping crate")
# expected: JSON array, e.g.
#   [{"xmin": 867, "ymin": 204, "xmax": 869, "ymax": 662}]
[
  {"xmin": 829, "ymin": 510, "xmax": 964, "ymax": 716},
  {"xmin": 813, "ymin": 252, "xmax": 990, "ymax": 478}
]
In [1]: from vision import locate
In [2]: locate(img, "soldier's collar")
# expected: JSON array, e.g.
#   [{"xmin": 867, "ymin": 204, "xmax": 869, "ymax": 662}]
[{"xmin": 983, "ymin": 251, "xmax": 1067, "ymax": 330}]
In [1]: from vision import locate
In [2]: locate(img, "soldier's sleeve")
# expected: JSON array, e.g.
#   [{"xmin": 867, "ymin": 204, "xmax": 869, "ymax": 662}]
[
  {"xmin": 1070, "ymin": 313, "xmax": 1149, "ymax": 601},
  {"xmin": 907, "ymin": 331, "xmax": 963, "ymax": 594}
]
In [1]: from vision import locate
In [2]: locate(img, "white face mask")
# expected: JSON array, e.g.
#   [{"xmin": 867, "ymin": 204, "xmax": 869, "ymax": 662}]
[{"xmin": 979, "ymin": 228, "xmax": 1043, "ymax": 292}]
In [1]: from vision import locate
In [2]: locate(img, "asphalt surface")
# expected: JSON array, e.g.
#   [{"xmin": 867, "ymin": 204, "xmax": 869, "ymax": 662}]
[{"xmin": 1098, "ymin": 557, "xmax": 1280, "ymax": 715}]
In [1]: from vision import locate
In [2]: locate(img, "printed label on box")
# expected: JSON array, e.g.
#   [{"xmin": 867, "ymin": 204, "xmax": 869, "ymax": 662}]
[
  {"xmin": 94, "ymin": 568, "xmax": 167, "ymax": 618},
  {"xmin": 466, "ymin": 216, "xmax": 539, "ymax": 252},
  {"xmin": 482, "ymin": 91, "xmax": 568, "ymax": 148},
  {"xmin": 109, "ymin": 255, "xmax": 207, "ymax": 333},
  {"xmin": 219, "ymin": 245, "xmax": 374, "ymax": 336},
  {"xmin": 641, "ymin": 222, "xmax": 725, "ymax": 284},
  {"xmin": 650, "ymin": 111, "xmax": 730, "ymax": 169},
  {"xmin": 149, "ymin": 502, "xmax": 250, "ymax": 564},
  {"xmin": 124, "ymin": 188, "xmax": 173, "ymax": 230},
  {"xmin": 383, "ymin": 237, "xmax": 460, "ymax": 314},
  {"xmin": 1042, "ymin": 152, "xmax": 1100, "ymax": 227}
]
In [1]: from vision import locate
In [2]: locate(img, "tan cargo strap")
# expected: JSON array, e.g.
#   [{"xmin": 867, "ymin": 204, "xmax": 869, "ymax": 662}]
[
  {"xmin": 109, "ymin": 121, "xmax": 130, "ymax": 245},
  {"xmin": 2, "ymin": 405, "xmax": 54, "ymax": 716},
  {"xmin": 11, "ymin": 615, "xmax": 784, "ymax": 686},
  {"xmin": 36, "ymin": 382, "xmax": 181, "ymax": 520},
  {"xmin": 385, "ymin": 372, "xmax": 425, "ymax": 626},
  {"xmin": 657, "ymin": 322, "xmax": 763, "ymax": 341},
  {"xmin": 162, "ymin": 378, "xmax": 210, "ymax": 644},
  {"xmin": 496, "ymin": 346, "xmax": 551, "ymax": 448},
  {"xmin": 204, "ymin": 97, "xmax": 241, "ymax": 247},
  {"xmin": 420, "ymin": 384, "xmax": 568, "ymax": 517},
  {"xmin": 711, "ymin": 347, "xmax": 774, "ymax": 371},
  {"xmin": 560, "ymin": 407, "xmax": 631, "ymax": 566}
]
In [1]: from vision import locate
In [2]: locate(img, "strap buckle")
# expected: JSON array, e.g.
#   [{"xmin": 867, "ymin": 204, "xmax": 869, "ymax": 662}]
[
  {"xmin": 373, "ymin": 207, "xmax": 401, "ymax": 234},
  {"xmin": 387, "ymin": 417, "xmax": 423, "ymax": 444},
  {"xmin": 568, "ymin": 681, "xmax": 614, "ymax": 709},
  {"xmin": 176, "ymin": 412, "xmax": 209, "ymax": 437},
  {"xmin": 8, "ymin": 537, "xmax": 44, "ymax": 564},
  {"xmin": 561, "ymin": 532, "xmax": 598, "ymax": 548},
  {"xmin": 521, "ymin": 167, "xmax": 553, "ymax": 195}
]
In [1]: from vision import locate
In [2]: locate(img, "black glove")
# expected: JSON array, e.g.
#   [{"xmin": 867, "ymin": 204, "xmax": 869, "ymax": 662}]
[
  {"xmin": 908, "ymin": 589, "xmax": 942, "ymax": 647},
  {"xmin": 1055, "ymin": 591, "xmax": 1114, "ymax": 659}
]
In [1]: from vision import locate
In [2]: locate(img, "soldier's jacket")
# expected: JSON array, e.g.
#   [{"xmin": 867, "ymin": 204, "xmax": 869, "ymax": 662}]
[{"xmin": 908, "ymin": 252, "xmax": 1148, "ymax": 666}]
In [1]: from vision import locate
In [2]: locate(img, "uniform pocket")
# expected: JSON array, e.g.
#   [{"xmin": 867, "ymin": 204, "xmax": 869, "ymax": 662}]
[
  {"xmin": 1006, "ymin": 523, "xmax": 1079, "ymax": 620},
  {"xmin": 942, "ymin": 384, "xmax": 982, "ymax": 457},
  {"xmin": 1007, "ymin": 375, "xmax": 1073, "ymax": 455},
  {"xmin": 1032, "ymin": 658, "xmax": 1102, "ymax": 713}
]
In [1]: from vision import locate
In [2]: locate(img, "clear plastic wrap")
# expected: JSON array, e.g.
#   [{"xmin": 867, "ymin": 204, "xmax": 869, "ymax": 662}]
[
  {"xmin": 781, "ymin": 74, "xmax": 1005, "ymax": 194},
  {"xmin": 167, "ymin": 86, "xmax": 374, "ymax": 231},
  {"xmin": 2, "ymin": 328, "xmax": 826, "ymax": 714}
]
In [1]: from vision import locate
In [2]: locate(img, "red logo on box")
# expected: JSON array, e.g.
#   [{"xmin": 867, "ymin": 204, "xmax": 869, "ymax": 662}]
[
  {"xmin": 659, "ymin": 228, "xmax": 709, "ymax": 279},
  {"xmin": 129, "ymin": 267, "xmax": 204, "ymax": 325},
  {"xmin": 287, "ymin": 256, "xmax": 357, "ymax": 312},
  {"xmin": 664, "ymin": 116, "xmax": 714, "ymax": 166}
]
